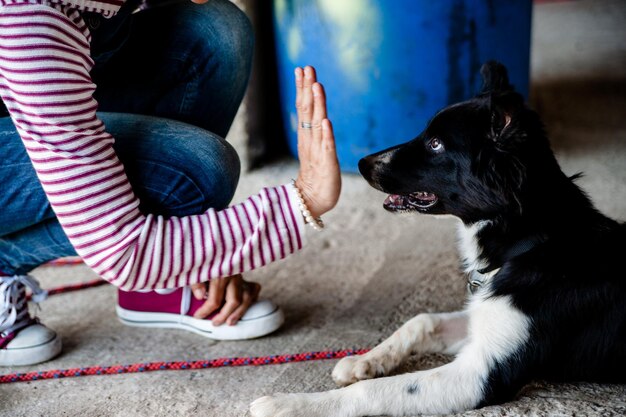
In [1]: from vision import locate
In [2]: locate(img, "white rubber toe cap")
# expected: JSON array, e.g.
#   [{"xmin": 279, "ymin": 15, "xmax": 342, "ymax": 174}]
[
  {"xmin": 117, "ymin": 298, "xmax": 285, "ymax": 340},
  {"xmin": 240, "ymin": 299, "xmax": 279, "ymax": 321},
  {"xmin": 0, "ymin": 324, "xmax": 62, "ymax": 366}
]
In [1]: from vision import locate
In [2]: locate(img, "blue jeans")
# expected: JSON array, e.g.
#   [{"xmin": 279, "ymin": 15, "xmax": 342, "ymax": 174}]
[{"xmin": 0, "ymin": 0, "xmax": 252, "ymax": 275}]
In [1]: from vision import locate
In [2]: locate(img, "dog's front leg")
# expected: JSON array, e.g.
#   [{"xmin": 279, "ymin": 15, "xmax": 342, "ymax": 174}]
[
  {"xmin": 250, "ymin": 312, "xmax": 470, "ymax": 417},
  {"xmin": 251, "ymin": 363, "xmax": 484, "ymax": 417},
  {"xmin": 332, "ymin": 311, "xmax": 468, "ymax": 386},
  {"xmin": 251, "ymin": 295, "xmax": 532, "ymax": 417}
]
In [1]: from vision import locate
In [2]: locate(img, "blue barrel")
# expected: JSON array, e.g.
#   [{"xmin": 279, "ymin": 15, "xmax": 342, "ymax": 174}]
[{"xmin": 273, "ymin": 0, "xmax": 532, "ymax": 172}]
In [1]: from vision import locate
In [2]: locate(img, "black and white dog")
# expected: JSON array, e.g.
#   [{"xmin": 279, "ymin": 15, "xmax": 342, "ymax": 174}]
[{"xmin": 250, "ymin": 62, "xmax": 626, "ymax": 417}]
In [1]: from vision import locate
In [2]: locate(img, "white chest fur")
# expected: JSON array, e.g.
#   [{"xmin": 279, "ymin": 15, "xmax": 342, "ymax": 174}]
[
  {"xmin": 456, "ymin": 220, "xmax": 490, "ymax": 273},
  {"xmin": 457, "ymin": 221, "xmax": 502, "ymax": 294}
]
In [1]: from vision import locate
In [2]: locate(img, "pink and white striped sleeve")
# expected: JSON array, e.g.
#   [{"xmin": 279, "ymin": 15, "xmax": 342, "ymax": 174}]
[{"xmin": 0, "ymin": 4, "xmax": 306, "ymax": 290}]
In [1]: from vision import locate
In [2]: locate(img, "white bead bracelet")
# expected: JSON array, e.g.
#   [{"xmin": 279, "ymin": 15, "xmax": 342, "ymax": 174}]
[{"xmin": 291, "ymin": 180, "xmax": 324, "ymax": 231}]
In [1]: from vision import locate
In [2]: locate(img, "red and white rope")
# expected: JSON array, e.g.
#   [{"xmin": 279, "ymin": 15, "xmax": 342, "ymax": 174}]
[
  {"xmin": 0, "ymin": 349, "xmax": 370, "ymax": 384},
  {"xmin": 2, "ymin": 258, "xmax": 370, "ymax": 384}
]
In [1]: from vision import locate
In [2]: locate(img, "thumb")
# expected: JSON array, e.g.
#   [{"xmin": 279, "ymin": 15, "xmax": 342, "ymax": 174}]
[{"xmin": 191, "ymin": 283, "xmax": 206, "ymax": 300}]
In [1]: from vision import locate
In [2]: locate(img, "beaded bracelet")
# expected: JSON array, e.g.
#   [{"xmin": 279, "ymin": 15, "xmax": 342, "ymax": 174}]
[{"xmin": 291, "ymin": 180, "xmax": 325, "ymax": 231}]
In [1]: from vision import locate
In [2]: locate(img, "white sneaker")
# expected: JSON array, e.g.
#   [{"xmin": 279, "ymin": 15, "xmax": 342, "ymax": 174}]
[{"xmin": 0, "ymin": 276, "xmax": 62, "ymax": 366}]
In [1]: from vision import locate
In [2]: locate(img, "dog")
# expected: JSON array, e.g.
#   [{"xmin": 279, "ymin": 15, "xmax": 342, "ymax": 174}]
[{"xmin": 250, "ymin": 61, "xmax": 626, "ymax": 417}]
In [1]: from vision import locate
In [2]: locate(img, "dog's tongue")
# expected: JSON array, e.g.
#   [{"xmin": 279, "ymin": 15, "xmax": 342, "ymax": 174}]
[
  {"xmin": 414, "ymin": 191, "xmax": 437, "ymax": 202},
  {"xmin": 384, "ymin": 194, "xmax": 403, "ymax": 205},
  {"xmin": 384, "ymin": 194, "xmax": 410, "ymax": 210}
]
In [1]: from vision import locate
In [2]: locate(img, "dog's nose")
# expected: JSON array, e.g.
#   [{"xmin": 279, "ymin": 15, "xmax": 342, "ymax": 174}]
[{"xmin": 358, "ymin": 155, "xmax": 375, "ymax": 179}]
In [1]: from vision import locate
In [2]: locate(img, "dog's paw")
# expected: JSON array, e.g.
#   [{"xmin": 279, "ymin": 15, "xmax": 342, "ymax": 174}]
[
  {"xmin": 332, "ymin": 355, "xmax": 378, "ymax": 386},
  {"xmin": 250, "ymin": 393, "xmax": 324, "ymax": 417}
]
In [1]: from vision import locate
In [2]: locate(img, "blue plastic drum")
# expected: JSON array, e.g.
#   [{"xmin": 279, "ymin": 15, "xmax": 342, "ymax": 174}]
[{"xmin": 273, "ymin": 0, "xmax": 532, "ymax": 172}]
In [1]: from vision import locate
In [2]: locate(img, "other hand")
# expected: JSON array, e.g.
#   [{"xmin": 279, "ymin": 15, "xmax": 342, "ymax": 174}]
[{"xmin": 191, "ymin": 275, "xmax": 260, "ymax": 326}]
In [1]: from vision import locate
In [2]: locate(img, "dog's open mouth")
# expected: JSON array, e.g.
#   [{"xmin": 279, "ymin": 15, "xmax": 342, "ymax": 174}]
[{"xmin": 383, "ymin": 192, "xmax": 439, "ymax": 212}]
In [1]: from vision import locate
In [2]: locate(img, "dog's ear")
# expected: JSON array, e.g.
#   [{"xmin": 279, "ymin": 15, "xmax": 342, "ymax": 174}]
[
  {"xmin": 479, "ymin": 61, "xmax": 513, "ymax": 94},
  {"xmin": 477, "ymin": 63, "xmax": 528, "ymax": 212},
  {"xmin": 479, "ymin": 62, "xmax": 525, "ymax": 144},
  {"xmin": 487, "ymin": 92, "xmax": 524, "ymax": 143}
]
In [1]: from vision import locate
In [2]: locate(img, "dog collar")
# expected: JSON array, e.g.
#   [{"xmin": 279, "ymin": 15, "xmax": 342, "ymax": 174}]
[
  {"xmin": 467, "ymin": 270, "xmax": 497, "ymax": 294},
  {"xmin": 467, "ymin": 234, "xmax": 547, "ymax": 294}
]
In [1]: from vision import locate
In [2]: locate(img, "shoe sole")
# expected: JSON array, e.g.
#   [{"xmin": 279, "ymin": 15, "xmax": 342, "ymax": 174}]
[
  {"xmin": 0, "ymin": 333, "xmax": 62, "ymax": 366},
  {"xmin": 116, "ymin": 305, "xmax": 285, "ymax": 340}
]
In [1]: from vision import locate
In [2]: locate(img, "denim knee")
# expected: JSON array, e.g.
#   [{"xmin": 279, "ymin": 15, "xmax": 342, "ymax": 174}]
[
  {"xmin": 102, "ymin": 113, "xmax": 241, "ymax": 217},
  {"xmin": 165, "ymin": 0, "xmax": 254, "ymax": 136},
  {"xmin": 171, "ymin": 128, "xmax": 241, "ymax": 213},
  {"xmin": 187, "ymin": 0, "xmax": 254, "ymax": 81},
  {"xmin": 124, "ymin": 131, "xmax": 241, "ymax": 216}
]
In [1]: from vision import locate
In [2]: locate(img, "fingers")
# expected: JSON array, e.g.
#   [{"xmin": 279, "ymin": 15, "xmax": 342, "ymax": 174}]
[
  {"xmin": 293, "ymin": 64, "xmax": 341, "ymax": 219},
  {"xmin": 295, "ymin": 67, "xmax": 303, "ymax": 114},
  {"xmin": 191, "ymin": 282, "xmax": 207, "ymax": 300},
  {"xmin": 301, "ymin": 66, "xmax": 315, "ymax": 125},
  {"xmin": 296, "ymin": 66, "xmax": 332, "ymax": 167},
  {"xmin": 191, "ymin": 274, "xmax": 262, "ymax": 326},
  {"xmin": 211, "ymin": 276, "xmax": 243, "ymax": 326},
  {"xmin": 193, "ymin": 276, "xmax": 228, "ymax": 319},
  {"xmin": 226, "ymin": 282, "xmax": 261, "ymax": 325},
  {"xmin": 296, "ymin": 66, "xmax": 316, "ymax": 129},
  {"xmin": 322, "ymin": 118, "xmax": 336, "ymax": 152},
  {"xmin": 311, "ymin": 83, "xmax": 327, "ymax": 136}
]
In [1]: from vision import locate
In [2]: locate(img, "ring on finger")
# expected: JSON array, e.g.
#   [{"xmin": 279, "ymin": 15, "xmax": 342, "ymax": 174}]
[{"xmin": 301, "ymin": 121, "xmax": 312, "ymax": 129}]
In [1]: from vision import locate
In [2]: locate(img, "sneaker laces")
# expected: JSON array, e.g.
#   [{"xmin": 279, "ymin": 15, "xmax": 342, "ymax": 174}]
[{"xmin": 0, "ymin": 275, "xmax": 47, "ymax": 337}]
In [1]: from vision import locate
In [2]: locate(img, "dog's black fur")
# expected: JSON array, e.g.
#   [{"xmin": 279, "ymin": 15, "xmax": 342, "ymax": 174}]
[{"xmin": 359, "ymin": 61, "xmax": 626, "ymax": 406}]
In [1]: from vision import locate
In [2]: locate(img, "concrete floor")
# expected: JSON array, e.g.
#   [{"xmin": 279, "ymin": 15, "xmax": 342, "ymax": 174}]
[{"xmin": 2, "ymin": 0, "xmax": 626, "ymax": 416}]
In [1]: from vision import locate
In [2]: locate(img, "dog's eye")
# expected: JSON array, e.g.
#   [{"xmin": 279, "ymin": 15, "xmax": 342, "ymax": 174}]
[{"xmin": 428, "ymin": 138, "xmax": 444, "ymax": 152}]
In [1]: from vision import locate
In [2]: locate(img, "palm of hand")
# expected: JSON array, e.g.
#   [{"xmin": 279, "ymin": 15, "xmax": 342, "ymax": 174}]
[{"xmin": 294, "ymin": 66, "xmax": 341, "ymax": 219}]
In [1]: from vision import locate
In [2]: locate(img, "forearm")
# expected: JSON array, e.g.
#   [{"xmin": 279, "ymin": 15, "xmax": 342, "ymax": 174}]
[{"xmin": 0, "ymin": 4, "xmax": 306, "ymax": 290}]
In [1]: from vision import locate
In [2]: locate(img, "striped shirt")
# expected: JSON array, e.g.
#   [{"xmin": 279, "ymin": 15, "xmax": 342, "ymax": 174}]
[
  {"xmin": 0, "ymin": 1, "xmax": 306, "ymax": 290},
  {"xmin": 1, "ymin": 0, "xmax": 124, "ymax": 16}
]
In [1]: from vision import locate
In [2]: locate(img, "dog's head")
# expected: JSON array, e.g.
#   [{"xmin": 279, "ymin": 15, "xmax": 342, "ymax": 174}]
[{"xmin": 359, "ymin": 61, "xmax": 552, "ymax": 223}]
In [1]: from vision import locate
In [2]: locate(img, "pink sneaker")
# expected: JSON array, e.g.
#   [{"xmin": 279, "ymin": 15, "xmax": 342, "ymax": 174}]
[{"xmin": 116, "ymin": 287, "xmax": 284, "ymax": 340}]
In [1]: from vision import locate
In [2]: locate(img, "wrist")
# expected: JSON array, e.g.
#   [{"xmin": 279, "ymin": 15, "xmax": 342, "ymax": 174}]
[
  {"xmin": 294, "ymin": 177, "xmax": 323, "ymax": 218},
  {"xmin": 292, "ymin": 179, "xmax": 324, "ymax": 231}
]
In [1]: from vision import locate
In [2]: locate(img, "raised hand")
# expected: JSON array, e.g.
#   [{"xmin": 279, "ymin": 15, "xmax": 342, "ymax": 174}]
[{"xmin": 294, "ymin": 66, "xmax": 341, "ymax": 219}]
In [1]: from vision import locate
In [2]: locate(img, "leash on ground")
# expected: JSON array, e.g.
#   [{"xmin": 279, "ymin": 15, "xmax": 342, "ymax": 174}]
[
  {"xmin": 3, "ymin": 258, "xmax": 370, "ymax": 384},
  {"xmin": 0, "ymin": 348, "xmax": 370, "ymax": 384}
]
